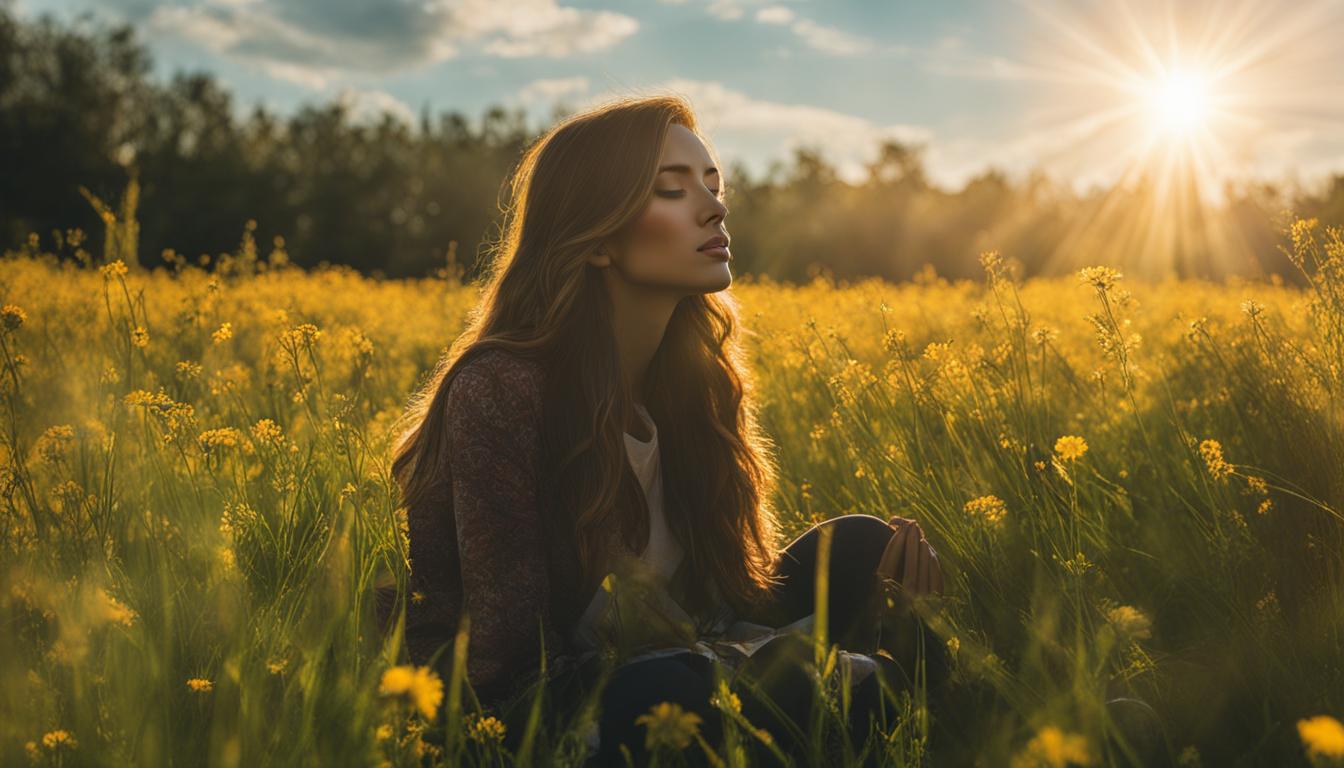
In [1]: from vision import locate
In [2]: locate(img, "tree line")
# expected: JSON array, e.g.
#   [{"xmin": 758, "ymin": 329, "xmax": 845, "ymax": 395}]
[{"xmin": 3, "ymin": 6, "xmax": 1342, "ymax": 282}]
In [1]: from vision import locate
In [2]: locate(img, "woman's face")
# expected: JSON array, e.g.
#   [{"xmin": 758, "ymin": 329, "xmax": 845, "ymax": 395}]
[{"xmin": 599, "ymin": 124, "xmax": 732, "ymax": 294}]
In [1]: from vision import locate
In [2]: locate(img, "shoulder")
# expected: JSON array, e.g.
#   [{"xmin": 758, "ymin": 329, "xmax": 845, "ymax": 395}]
[{"xmin": 446, "ymin": 347, "xmax": 546, "ymax": 422}]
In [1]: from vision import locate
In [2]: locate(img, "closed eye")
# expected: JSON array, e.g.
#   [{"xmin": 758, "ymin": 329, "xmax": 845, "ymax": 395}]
[{"xmin": 656, "ymin": 190, "xmax": 723, "ymax": 198}]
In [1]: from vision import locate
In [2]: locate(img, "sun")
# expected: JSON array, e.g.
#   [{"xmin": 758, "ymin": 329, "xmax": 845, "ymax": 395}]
[
  {"xmin": 956, "ymin": 0, "xmax": 1344, "ymax": 277},
  {"xmin": 1145, "ymin": 68, "xmax": 1214, "ymax": 137}
]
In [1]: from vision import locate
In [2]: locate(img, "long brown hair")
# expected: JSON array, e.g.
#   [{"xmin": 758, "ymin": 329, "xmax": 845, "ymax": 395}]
[{"xmin": 390, "ymin": 93, "xmax": 782, "ymax": 622}]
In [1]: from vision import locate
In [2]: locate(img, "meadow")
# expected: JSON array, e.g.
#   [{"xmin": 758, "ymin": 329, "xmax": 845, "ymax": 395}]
[{"xmin": 1, "ymin": 211, "xmax": 1342, "ymax": 767}]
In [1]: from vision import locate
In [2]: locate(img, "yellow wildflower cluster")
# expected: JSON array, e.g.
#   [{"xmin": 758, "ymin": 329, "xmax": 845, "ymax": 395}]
[
  {"xmin": 1105, "ymin": 605, "xmax": 1152, "ymax": 641},
  {"xmin": 2, "ymin": 303, "xmax": 29, "ymax": 332},
  {"xmin": 175, "ymin": 360, "xmax": 204, "ymax": 380},
  {"xmin": 95, "ymin": 588, "xmax": 137, "ymax": 627},
  {"xmin": 1198, "ymin": 439, "xmax": 1232, "ymax": 480},
  {"xmin": 710, "ymin": 680, "xmax": 741, "ymax": 714},
  {"xmin": 186, "ymin": 677, "xmax": 213, "ymax": 692},
  {"xmin": 466, "ymin": 714, "xmax": 507, "ymax": 744},
  {"xmin": 212, "ymin": 322, "xmax": 233, "ymax": 343},
  {"xmin": 197, "ymin": 427, "xmax": 243, "ymax": 454},
  {"xmin": 39, "ymin": 729, "xmax": 77, "ymax": 751},
  {"xmin": 123, "ymin": 390, "xmax": 195, "ymax": 438},
  {"xmin": 965, "ymin": 494, "xmax": 1008, "ymax": 526},
  {"xmin": 1298, "ymin": 715, "xmax": 1344, "ymax": 759},
  {"xmin": 1011, "ymin": 725, "xmax": 1094, "ymax": 767},
  {"xmin": 634, "ymin": 701, "xmax": 703, "ymax": 751},
  {"xmin": 218, "ymin": 501, "xmax": 257, "ymax": 538},
  {"xmin": 251, "ymin": 418, "xmax": 284, "ymax": 444},
  {"xmin": 100, "ymin": 259, "xmax": 129, "ymax": 279},
  {"xmin": 378, "ymin": 665, "xmax": 444, "ymax": 720},
  {"xmin": 130, "ymin": 326, "xmax": 149, "ymax": 348},
  {"xmin": 1078, "ymin": 266, "xmax": 1122, "ymax": 291},
  {"xmin": 283, "ymin": 323, "xmax": 323, "ymax": 347},
  {"xmin": 35, "ymin": 424, "xmax": 75, "ymax": 463}
]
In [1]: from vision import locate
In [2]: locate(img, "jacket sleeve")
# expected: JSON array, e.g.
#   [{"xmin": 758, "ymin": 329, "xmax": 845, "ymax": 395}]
[{"xmin": 445, "ymin": 357, "xmax": 556, "ymax": 704}]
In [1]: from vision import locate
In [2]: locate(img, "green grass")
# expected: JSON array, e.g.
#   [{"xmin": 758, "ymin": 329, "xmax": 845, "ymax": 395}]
[{"xmin": 1, "ymin": 210, "xmax": 1342, "ymax": 766}]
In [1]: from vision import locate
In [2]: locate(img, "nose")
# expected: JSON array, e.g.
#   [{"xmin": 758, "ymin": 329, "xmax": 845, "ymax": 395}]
[{"xmin": 702, "ymin": 191, "xmax": 728, "ymax": 224}]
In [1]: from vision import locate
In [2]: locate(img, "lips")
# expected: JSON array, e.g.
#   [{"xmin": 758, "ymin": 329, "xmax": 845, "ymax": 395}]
[
  {"xmin": 700, "ymin": 245, "xmax": 729, "ymax": 262},
  {"xmin": 698, "ymin": 234, "xmax": 729, "ymax": 251}
]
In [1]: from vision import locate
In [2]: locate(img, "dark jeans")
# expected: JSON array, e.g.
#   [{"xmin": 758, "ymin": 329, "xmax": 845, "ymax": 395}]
[{"xmin": 501, "ymin": 514, "xmax": 948, "ymax": 767}]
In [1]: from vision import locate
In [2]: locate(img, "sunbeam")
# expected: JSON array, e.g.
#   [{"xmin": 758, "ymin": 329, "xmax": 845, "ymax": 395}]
[{"xmin": 989, "ymin": 0, "xmax": 1344, "ymax": 277}]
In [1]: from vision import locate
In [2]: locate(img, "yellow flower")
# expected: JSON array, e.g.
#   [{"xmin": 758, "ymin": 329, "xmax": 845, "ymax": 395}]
[
  {"xmin": 1078, "ymin": 266, "xmax": 1121, "ymax": 291},
  {"xmin": 283, "ymin": 323, "xmax": 323, "ymax": 347},
  {"xmin": 711, "ymin": 680, "xmax": 741, "ymax": 714},
  {"xmin": 1198, "ymin": 439, "xmax": 1232, "ymax": 480},
  {"xmin": 634, "ymin": 701, "xmax": 702, "ymax": 751},
  {"xmin": 1105, "ymin": 605, "xmax": 1152, "ymax": 641},
  {"xmin": 250, "ymin": 418, "xmax": 284, "ymax": 445},
  {"xmin": 41, "ymin": 730, "xmax": 77, "ymax": 750},
  {"xmin": 379, "ymin": 665, "xmax": 443, "ymax": 720},
  {"xmin": 1054, "ymin": 435, "xmax": 1088, "ymax": 462},
  {"xmin": 1298, "ymin": 715, "xmax": 1344, "ymax": 759},
  {"xmin": 212, "ymin": 322, "xmax": 233, "ymax": 343},
  {"xmin": 408, "ymin": 667, "xmax": 444, "ymax": 719},
  {"xmin": 95, "ymin": 588, "xmax": 137, "ymax": 627},
  {"xmin": 375, "ymin": 723, "xmax": 394, "ymax": 741},
  {"xmin": 35, "ymin": 424, "xmax": 76, "ymax": 464},
  {"xmin": 467, "ymin": 715, "xmax": 507, "ymax": 744},
  {"xmin": 100, "ymin": 260, "xmax": 129, "ymax": 279},
  {"xmin": 198, "ymin": 427, "xmax": 243, "ymax": 454},
  {"xmin": 1011, "ymin": 725, "xmax": 1093, "ymax": 767},
  {"xmin": 267, "ymin": 658, "xmax": 288, "ymax": 675},
  {"xmin": 964, "ymin": 494, "xmax": 1007, "ymax": 526},
  {"xmin": 186, "ymin": 677, "xmax": 213, "ymax": 692},
  {"xmin": 131, "ymin": 326, "xmax": 149, "ymax": 348},
  {"xmin": 379, "ymin": 665, "xmax": 415, "ymax": 695},
  {"xmin": 2, "ymin": 303, "xmax": 29, "ymax": 331}
]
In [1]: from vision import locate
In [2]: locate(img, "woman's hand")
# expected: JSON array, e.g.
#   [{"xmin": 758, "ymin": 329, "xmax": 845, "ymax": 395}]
[
  {"xmin": 876, "ymin": 515, "xmax": 944, "ymax": 600},
  {"xmin": 875, "ymin": 515, "xmax": 945, "ymax": 673}
]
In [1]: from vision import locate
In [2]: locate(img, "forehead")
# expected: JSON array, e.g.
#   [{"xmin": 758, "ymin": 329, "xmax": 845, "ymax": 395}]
[{"xmin": 658, "ymin": 124, "xmax": 716, "ymax": 171}]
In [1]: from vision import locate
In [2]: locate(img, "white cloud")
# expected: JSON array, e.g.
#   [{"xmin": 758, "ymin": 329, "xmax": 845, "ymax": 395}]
[
  {"xmin": 335, "ymin": 88, "xmax": 417, "ymax": 126},
  {"xmin": 749, "ymin": 7, "xmax": 904, "ymax": 58},
  {"xmin": 141, "ymin": 0, "xmax": 638, "ymax": 90},
  {"xmin": 479, "ymin": 7, "xmax": 638, "ymax": 57},
  {"xmin": 754, "ymin": 6, "xmax": 795, "ymax": 25},
  {"xmin": 574, "ymin": 79, "xmax": 932, "ymax": 186},
  {"xmin": 706, "ymin": 0, "xmax": 746, "ymax": 21},
  {"xmin": 516, "ymin": 76, "xmax": 591, "ymax": 105},
  {"xmin": 789, "ymin": 18, "xmax": 875, "ymax": 56}
]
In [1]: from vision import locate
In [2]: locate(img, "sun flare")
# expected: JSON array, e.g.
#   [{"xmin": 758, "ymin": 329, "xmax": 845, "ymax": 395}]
[
  {"xmin": 970, "ymin": 0, "xmax": 1344, "ymax": 277},
  {"xmin": 1146, "ymin": 68, "xmax": 1213, "ymax": 137}
]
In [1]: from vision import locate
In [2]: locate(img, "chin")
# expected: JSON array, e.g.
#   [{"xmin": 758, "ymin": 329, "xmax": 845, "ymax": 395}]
[{"xmin": 703, "ymin": 270, "xmax": 732, "ymax": 293}]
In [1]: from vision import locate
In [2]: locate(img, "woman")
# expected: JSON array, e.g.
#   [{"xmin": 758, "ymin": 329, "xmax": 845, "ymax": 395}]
[{"xmin": 389, "ymin": 94, "xmax": 946, "ymax": 766}]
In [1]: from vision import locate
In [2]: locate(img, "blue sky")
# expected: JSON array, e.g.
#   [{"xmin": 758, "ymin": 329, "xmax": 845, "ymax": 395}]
[{"xmin": 15, "ymin": 0, "xmax": 1344, "ymax": 197}]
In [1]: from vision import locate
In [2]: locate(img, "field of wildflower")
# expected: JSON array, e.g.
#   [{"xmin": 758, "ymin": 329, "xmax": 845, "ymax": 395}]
[{"xmin": 2, "ymin": 210, "xmax": 1342, "ymax": 767}]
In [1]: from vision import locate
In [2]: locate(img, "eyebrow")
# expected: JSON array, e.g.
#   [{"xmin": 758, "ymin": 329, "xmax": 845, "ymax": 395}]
[{"xmin": 657, "ymin": 164, "xmax": 719, "ymax": 177}]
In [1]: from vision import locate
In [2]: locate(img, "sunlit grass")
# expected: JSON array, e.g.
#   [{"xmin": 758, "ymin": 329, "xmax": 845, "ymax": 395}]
[{"xmin": 1, "ymin": 209, "xmax": 1342, "ymax": 765}]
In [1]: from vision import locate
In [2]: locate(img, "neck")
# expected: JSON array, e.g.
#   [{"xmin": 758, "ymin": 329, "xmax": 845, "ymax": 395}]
[{"xmin": 604, "ymin": 277, "xmax": 680, "ymax": 410}]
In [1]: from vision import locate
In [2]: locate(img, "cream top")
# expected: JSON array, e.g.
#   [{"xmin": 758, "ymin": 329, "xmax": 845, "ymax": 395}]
[
  {"xmin": 621, "ymin": 402, "xmax": 684, "ymax": 582},
  {"xmin": 570, "ymin": 403, "xmax": 685, "ymax": 652}
]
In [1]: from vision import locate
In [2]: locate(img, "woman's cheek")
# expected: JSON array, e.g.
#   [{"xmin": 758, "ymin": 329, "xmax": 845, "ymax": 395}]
[{"xmin": 633, "ymin": 204, "xmax": 687, "ymax": 259}]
